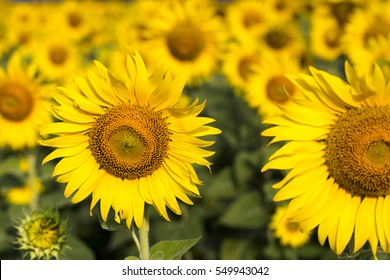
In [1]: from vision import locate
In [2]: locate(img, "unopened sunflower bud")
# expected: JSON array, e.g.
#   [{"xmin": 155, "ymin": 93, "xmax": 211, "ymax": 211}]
[{"xmin": 14, "ymin": 210, "xmax": 68, "ymax": 260}]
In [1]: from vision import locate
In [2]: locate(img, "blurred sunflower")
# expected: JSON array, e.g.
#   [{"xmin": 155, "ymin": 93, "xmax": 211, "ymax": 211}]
[
  {"xmin": 246, "ymin": 54, "xmax": 303, "ymax": 118},
  {"xmin": 4, "ymin": 179, "xmax": 43, "ymax": 206},
  {"xmin": 225, "ymin": 0, "xmax": 272, "ymax": 45},
  {"xmin": 262, "ymin": 62, "xmax": 390, "ymax": 258},
  {"xmin": 342, "ymin": 2, "xmax": 390, "ymax": 72},
  {"xmin": 310, "ymin": 12, "xmax": 343, "ymax": 61},
  {"xmin": 34, "ymin": 35, "xmax": 82, "ymax": 82},
  {"xmin": 269, "ymin": 205, "xmax": 311, "ymax": 248},
  {"xmin": 221, "ymin": 42, "xmax": 261, "ymax": 95},
  {"xmin": 0, "ymin": 52, "xmax": 53, "ymax": 150},
  {"xmin": 142, "ymin": 0, "xmax": 226, "ymax": 85},
  {"xmin": 40, "ymin": 52, "xmax": 221, "ymax": 229},
  {"xmin": 259, "ymin": 19, "xmax": 306, "ymax": 60}
]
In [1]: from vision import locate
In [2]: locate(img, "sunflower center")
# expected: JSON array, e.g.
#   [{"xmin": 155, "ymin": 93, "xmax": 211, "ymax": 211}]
[
  {"xmin": 330, "ymin": 2, "xmax": 357, "ymax": 26},
  {"xmin": 266, "ymin": 75, "xmax": 295, "ymax": 103},
  {"xmin": 238, "ymin": 56, "xmax": 258, "ymax": 81},
  {"xmin": 89, "ymin": 105, "xmax": 170, "ymax": 180},
  {"xmin": 68, "ymin": 12, "xmax": 82, "ymax": 28},
  {"xmin": 286, "ymin": 221, "xmax": 300, "ymax": 233},
  {"xmin": 167, "ymin": 23, "xmax": 206, "ymax": 61},
  {"xmin": 243, "ymin": 11, "xmax": 263, "ymax": 28},
  {"xmin": 325, "ymin": 29, "xmax": 341, "ymax": 48},
  {"xmin": 325, "ymin": 106, "xmax": 390, "ymax": 197},
  {"xmin": 49, "ymin": 46, "xmax": 68, "ymax": 65},
  {"xmin": 0, "ymin": 82, "xmax": 34, "ymax": 121},
  {"xmin": 264, "ymin": 29, "xmax": 290, "ymax": 50}
]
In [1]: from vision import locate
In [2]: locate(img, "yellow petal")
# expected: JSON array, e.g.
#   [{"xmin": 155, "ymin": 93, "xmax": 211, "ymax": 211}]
[
  {"xmin": 52, "ymin": 149, "xmax": 91, "ymax": 177},
  {"xmin": 336, "ymin": 196, "xmax": 360, "ymax": 255},
  {"xmin": 354, "ymin": 197, "xmax": 376, "ymax": 253},
  {"xmin": 43, "ymin": 142, "xmax": 89, "ymax": 164}
]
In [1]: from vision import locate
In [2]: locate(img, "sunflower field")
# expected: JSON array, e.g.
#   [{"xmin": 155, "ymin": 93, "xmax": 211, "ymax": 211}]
[{"xmin": 0, "ymin": 0, "xmax": 390, "ymax": 261}]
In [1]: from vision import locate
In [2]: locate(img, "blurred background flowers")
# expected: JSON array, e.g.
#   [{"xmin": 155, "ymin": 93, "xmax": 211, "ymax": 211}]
[{"xmin": 0, "ymin": 0, "xmax": 389, "ymax": 260}]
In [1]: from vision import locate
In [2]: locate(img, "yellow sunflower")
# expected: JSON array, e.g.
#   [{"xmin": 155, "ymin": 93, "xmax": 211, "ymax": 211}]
[
  {"xmin": 4, "ymin": 179, "xmax": 43, "ymax": 206},
  {"xmin": 40, "ymin": 52, "xmax": 221, "ymax": 229},
  {"xmin": 141, "ymin": 0, "xmax": 226, "ymax": 85},
  {"xmin": 310, "ymin": 12, "xmax": 343, "ymax": 61},
  {"xmin": 221, "ymin": 42, "xmax": 261, "ymax": 95},
  {"xmin": 225, "ymin": 0, "xmax": 273, "ymax": 45},
  {"xmin": 341, "ymin": 2, "xmax": 390, "ymax": 72},
  {"xmin": 269, "ymin": 205, "xmax": 311, "ymax": 248},
  {"xmin": 246, "ymin": 54, "xmax": 304, "ymax": 118},
  {"xmin": 0, "ymin": 52, "xmax": 53, "ymax": 150},
  {"xmin": 262, "ymin": 61, "xmax": 390, "ymax": 258},
  {"xmin": 34, "ymin": 35, "xmax": 82, "ymax": 82}
]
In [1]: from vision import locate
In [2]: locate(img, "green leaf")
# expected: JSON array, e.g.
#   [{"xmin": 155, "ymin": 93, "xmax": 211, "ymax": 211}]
[
  {"xmin": 220, "ymin": 238, "xmax": 258, "ymax": 260},
  {"xmin": 95, "ymin": 206, "xmax": 125, "ymax": 231},
  {"xmin": 60, "ymin": 235, "xmax": 95, "ymax": 260},
  {"xmin": 149, "ymin": 237, "xmax": 201, "ymax": 260},
  {"xmin": 40, "ymin": 190, "xmax": 72, "ymax": 209},
  {"xmin": 125, "ymin": 256, "xmax": 140, "ymax": 260},
  {"xmin": 219, "ymin": 192, "xmax": 267, "ymax": 229}
]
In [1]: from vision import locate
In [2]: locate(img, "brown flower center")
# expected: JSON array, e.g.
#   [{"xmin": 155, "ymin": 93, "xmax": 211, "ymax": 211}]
[
  {"xmin": 243, "ymin": 10, "xmax": 263, "ymax": 28},
  {"xmin": 167, "ymin": 23, "xmax": 206, "ymax": 61},
  {"xmin": 238, "ymin": 55, "xmax": 258, "ymax": 81},
  {"xmin": 266, "ymin": 75, "xmax": 295, "ymax": 103},
  {"xmin": 264, "ymin": 29, "xmax": 290, "ymax": 50},
  {"xmin": 89, "ymin": 105, "xmax": 170, "ymax": 180},
  {"xmin": 325, "ymin": 106, "xmax": 390, "ymax": 197},
  {"xmin": 0, "ymin": 82, "xmax": 34, "ymax": 121},
  {"xmin": 49, "ymin": 46, "xmax": 68, "ymax": 65}
]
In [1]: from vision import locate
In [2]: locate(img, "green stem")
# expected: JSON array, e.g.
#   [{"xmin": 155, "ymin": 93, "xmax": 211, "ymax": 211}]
[
  {"xmin": 27, "ymin": 150, "xmax": 38, "ymax": 211},
  {"xmin": 139, "ymin": 208, "xmax": 150, "ymax": 260}
]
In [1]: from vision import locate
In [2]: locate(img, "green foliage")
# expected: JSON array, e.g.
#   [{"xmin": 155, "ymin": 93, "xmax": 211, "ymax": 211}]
[{"xmin": 149, "ymin": 237, "xmax": 202, "ymax": 260}]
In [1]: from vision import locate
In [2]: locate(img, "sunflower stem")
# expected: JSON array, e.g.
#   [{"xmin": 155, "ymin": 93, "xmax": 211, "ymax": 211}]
[
  {"xmin": 131, "ymin": 227, "xmax": 141, "ymax": 255},
  {"xmin": 27, "ymin": 150, "xmax": 39, "ymax": 211},
  {"xmin": 139, "ymin": 208, "xmax": 150, "ymax": 260}
]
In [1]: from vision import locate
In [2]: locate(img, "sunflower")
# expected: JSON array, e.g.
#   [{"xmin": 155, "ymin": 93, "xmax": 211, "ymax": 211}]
[
  {"xmin": 221, "ymin": 42, "xmax": 261, "ymax": 95},
  {"xmin": 0, "ymin": 52, "xmax": 53, "ymax": 150},
  {"xmin": 310, "ymin": 12, "xmax": 343, "ymax": 61},
  {"xmin": 269, "ymin": 205, "xmax": 311, "ymax": 248},
  {"xmin": 141, "ymin": 0, "xmax": 226, "ymax": 85},
  {"xmin": 262, "ymin": 61, "xmax": 390, "ymax": 258},
  {"xmin": 40, "ymin": 52, "xmax": 220, "ymax": 229},
  {"xmin": 341, "ymin": 2, "xmax": 390, "ymax": 72},
  {"xmin": 3, "ymin": 179, "xmax": 43, "ymax": 206},
  {"xmin": 225, "ymin": 0, "xmax": 273, "ymax": 45},
  {"xmin": 34, "ymin": 35, "xmax": 82, "ymax": 82},
  {"xmin": 245, "ymin": 54, "xmax": 304, "ymax": 118}
]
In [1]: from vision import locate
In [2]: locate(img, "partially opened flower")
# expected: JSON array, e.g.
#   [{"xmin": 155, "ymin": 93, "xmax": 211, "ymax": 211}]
[
  {"xmin": 15, "ymin": 210, "xmax": 68, "ymax": 260},
  {"xmin": 262, "ymin": 61, "xmax": 390, "ymax": 258},
  {"xmin": 40, "ymin": 52, "xmax": 220, "ymax": 229}
]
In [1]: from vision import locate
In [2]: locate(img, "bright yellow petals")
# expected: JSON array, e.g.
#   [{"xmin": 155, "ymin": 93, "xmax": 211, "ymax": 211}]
[
  {"xmin": 0, "ymin": 51, "xmax": 53, "ymax": 150},
  {"xmin": 269, "ymin": 205, "xmax": 311, "ymax": 248},
  {"xmin": 41, "ymin": 52, "xmax": 220, "ymax": 229},
  {"xmin": 262, "ymin": 61, "xmax": 390, "ymax": 258}
]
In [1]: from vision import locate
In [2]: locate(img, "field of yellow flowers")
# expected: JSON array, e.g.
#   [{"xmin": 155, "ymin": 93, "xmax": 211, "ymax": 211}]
[{"xmin": 0, "ymin": 0, "xmax": 389, "ymax": 260}]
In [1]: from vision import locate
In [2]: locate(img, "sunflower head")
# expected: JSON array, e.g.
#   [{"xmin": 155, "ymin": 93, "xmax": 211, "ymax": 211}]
[
  {"xmin": 40, "ymin": 52, "xmax": 221, "ymax": 229},
  {"xmin": 269, "ymin": 205, "xmax": 311, "ymax": 248},
  {"xmin": 15, "ymin": 210, "xmax": 68, "ymax": 260},
  {"xmin": 262, "ymin": 61, "xmax": 390, "ymax": 258}
]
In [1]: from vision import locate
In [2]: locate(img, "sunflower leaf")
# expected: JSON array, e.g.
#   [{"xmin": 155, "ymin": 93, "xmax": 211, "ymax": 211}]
[
  {"xmin": 149, "ymin": 237, "xmax": 201, "ymax": 260},
  {"xmin": 124, "ymin": 256, "xmax": 140, "ymax": 260},
  {"xmin": 219, "ymin": 192, "xmax": 267, "ymax": 229},
  {"xmin": 96, "ymin": 207, "xmax": 125, "ymax": 231}
]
